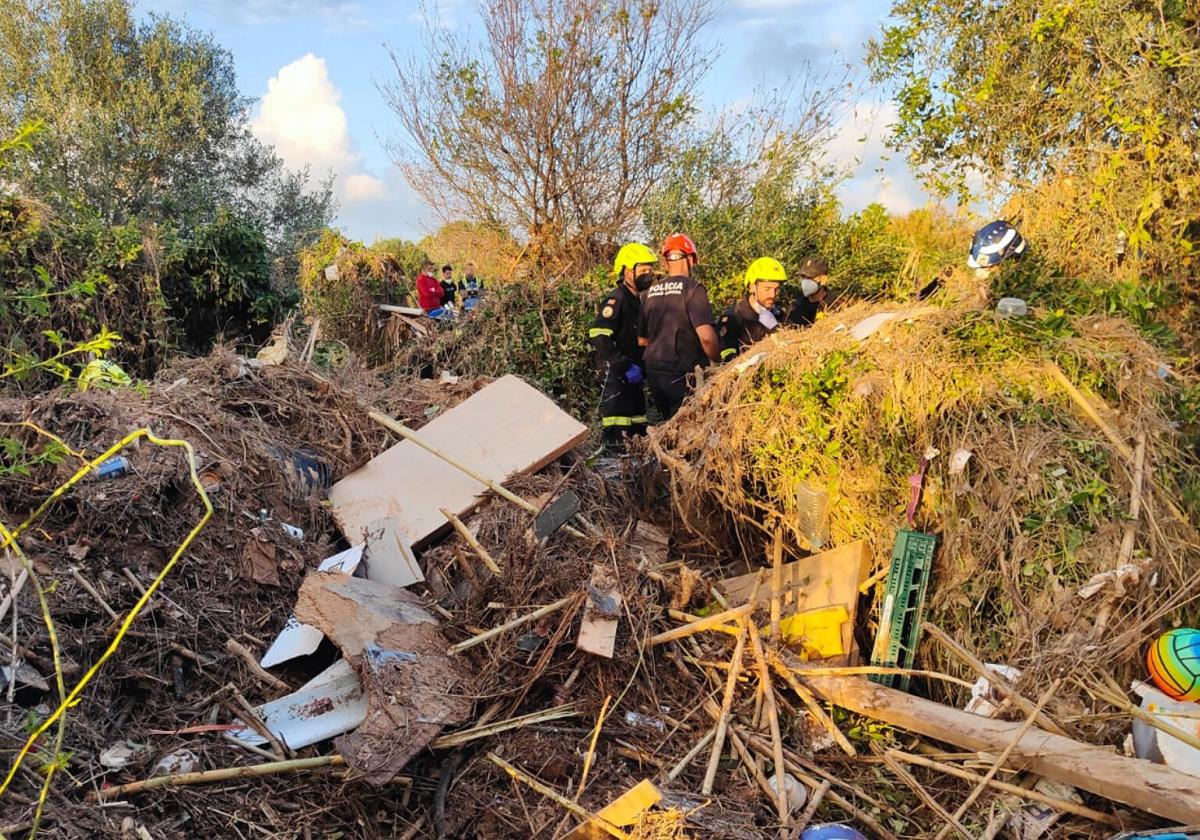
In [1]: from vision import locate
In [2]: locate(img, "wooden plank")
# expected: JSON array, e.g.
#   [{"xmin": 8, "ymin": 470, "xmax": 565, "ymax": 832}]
[
  {"xmin": 330, "ymin": 376, "xmax": 588, "ymax": 576},
  {"xmin": 577, "ymin": 564, "xmax": 621, "ymax": 658},
  {"xmin": 718, "ymin": 541, "xmax": 870, "ymax": 663},
  {"xmin": 803, "ymin": 673, "xmax": 1200, "ymax": 825}
]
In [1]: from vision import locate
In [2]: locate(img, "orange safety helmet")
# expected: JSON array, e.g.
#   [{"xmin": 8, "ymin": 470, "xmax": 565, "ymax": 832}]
[{"xmin": 661, "ymin": 233, "xmax": 698, "ymax": 261}]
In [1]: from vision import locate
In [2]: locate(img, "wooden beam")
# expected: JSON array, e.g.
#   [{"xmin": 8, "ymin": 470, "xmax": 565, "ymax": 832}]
[{"xmin": 803, "ymin": 674, "xmax": 1200, "ymax": 824}]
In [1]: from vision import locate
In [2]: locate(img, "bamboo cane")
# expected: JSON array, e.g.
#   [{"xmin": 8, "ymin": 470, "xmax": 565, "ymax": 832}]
[
  {"xmin": 702, "ymin": 625, "xmax": 747, "ymax": 795},
  {"xmin": 440, "ymin": 508, "xmax": 503, "ymax": 575},
  {"xmin": 89, "ymin": 755, "xmax": 346, "ymax": 801},
  {"xmin": 449, "ymin": 594, "xmax": 577, "ymax": 654},
  {"xmin": 650, "ymin": 603, "xmax": 753, "ymax": 646},
  {"xmin": 743, "ymin": 617, "xmax": 790, "ymax": 824}
]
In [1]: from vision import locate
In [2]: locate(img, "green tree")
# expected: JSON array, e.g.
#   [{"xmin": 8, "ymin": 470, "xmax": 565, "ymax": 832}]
[
  {"xmin": 868, "ymin": 0, "xmax": 1200, "ymax": 295},
  {"xmin": 0, "ymin": 0, "xmax": 333, "ymax": 248},
  {"xmin": 642, "ymin": 90, "xmax": 845, "ymax": 308}
]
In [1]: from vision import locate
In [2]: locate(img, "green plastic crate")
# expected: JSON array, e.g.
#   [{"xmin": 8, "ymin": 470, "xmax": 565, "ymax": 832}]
[{"xmin": 869, "ymin": 529, "xmax": 938, "ymax": 691}]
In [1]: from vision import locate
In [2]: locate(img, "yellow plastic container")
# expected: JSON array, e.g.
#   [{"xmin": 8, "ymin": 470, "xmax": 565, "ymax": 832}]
[{"xmin": 778, "ymin": 604, "xmax": 848, "ymax": 660}]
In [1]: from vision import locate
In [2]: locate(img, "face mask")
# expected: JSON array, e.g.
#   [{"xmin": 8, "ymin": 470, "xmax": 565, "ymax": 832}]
[
  {"xmin": 757, "ymin": 308, "xmax": 779, "ymax": 330},
  {"xmin": 634, "ymin": 271, "xmax": 654, "ymax": 292}
]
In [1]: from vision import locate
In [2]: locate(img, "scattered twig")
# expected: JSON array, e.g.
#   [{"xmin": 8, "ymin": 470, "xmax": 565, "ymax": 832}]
[
  {"xmin": 788, "ymin": 779, "xmax": 830, "ymax": 840},
  {"xmin": 887, "ymin": 750, "xmax": 1119, "ymax": 825},
  {"xmin": 768, "ymin": 652, "xmax": 855, "ymax": 757},
  {"xmin": 70, "ymin": 566, "xmax": 118, "ymax": 621},
  {"xmin": 486, "ymin": 753, "xmax": 629, "ymax": 839},
  {"xmin": 922, "ymin": 622, "xmax": 1066, "ymax": 736},
  {"xmin": 228, "ymin": 688, "xmax": 291, "ymax": 761},
  {"xmin": 225, "ymin": 638, "xmax": 291, "ymax": 694},
  {"xmin": 932, "ymin": 680, "xmax": 1061, "ymax": 840},
  {"xmin": 877, "ymin": 747, "xmax": 972, "ymax": 840},
  {"xmin": 650, "ymin": 603, "xmax": 753, "ymax": 646},
  {"xmin": 666, "ymin": 727, "xmax": 716, "ymax": 782},
  {"xmin": 742, "ymin": 617, "xmax": 790, "ymax": 825},
  {"xmin": 769, "ymin": 525, "xmax": 783, "ymax": 643},
  {"xmin": 432, "ymin": 704, "xmax": 581, "ymax": 749},
  {"xmin": 574, "ymin": 695, "xmax": 612, "ymax": 801},
  {"xmin": 1044, "ymin": 363, "xmax": 1133, "ymax": 460}
]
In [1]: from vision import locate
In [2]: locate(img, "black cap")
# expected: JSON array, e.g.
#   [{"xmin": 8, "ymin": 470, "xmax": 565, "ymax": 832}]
[{"xmin": 797, "ymin": 256, "xmax": 828, "ymax": 278}]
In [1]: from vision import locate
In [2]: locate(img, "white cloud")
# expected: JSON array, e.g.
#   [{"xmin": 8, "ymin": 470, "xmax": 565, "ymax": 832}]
[
  {"xmin": 825, "ymin": 99, "xmax": 928, "ymax": 214},
  {"xmin": 252, "ymin": 54, "xmax": 354, "ymax": 174},
  {"xmin": 344, "ymin": 173, "xmax": 388, "ymax": 201},
  {"xmin": 251, "ymin": 54, "xmax": 392, "ymax": 209}
]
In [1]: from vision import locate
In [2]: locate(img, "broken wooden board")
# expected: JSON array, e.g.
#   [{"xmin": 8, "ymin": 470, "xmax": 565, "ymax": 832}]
[
  {"xmin": 630, "ymin": 521, "xmax": 670, "ymax": 567},
  {"xmin": 362, "ymin": 516, "xmax": 422, "ymax": 588},
  {"xmin": 717, "ymin": 540, "xmax": 870, "ymax": 663},
  {"xmin": 329, "ymin": 376, "xmax": 588, "ymax": 580},
  {"xmin": 564, "ymin": 779, "xmax": 662, "ymax": 839},
  {"xmin": 260, "ymin": 545, "xmax": 365, "ymax": 669},
  {"xmin": 295, "ymin": 572, "xmax": 471, "ymax": 784},
  {"xmin": 804, "ymin": 673, "xmax": 1200, "ymax": 825},
  {"xmin": 576, "ymin": 564, "xmax": 621, "ymax": 658}
]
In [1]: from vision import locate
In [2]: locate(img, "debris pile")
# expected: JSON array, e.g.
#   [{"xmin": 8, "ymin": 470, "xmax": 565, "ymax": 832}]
[{"xmin": 3, "ymin": 289, "xmax": 1200, "ymax": 838}]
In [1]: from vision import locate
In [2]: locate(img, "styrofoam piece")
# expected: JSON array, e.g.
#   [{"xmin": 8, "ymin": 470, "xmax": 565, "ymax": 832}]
[
  {"xmin": 850, "ymin": 312, "xmax": 899, "ymax": 341},
  {"xmin": 260, "ymin": 545, "xmax": 365, "ymax": 668},
  {"xmin": 228, "ymin": 659, "xmax": 367, "ymax": 750},
  {"xmin": 1132, "ymin": 681, "xmax": 1200, "ymax": 778}
]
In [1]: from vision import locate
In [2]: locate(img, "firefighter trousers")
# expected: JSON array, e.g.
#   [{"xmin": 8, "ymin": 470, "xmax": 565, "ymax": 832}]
[{"xmin": 599, "ymin": 371, "xmax": 647, "ymax": 452}]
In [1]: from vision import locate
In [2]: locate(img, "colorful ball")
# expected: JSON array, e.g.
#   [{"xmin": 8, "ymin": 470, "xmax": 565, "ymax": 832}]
[{"xmin": 1147, "ymin": 628, "xmax": 1200, "ymax": 702}]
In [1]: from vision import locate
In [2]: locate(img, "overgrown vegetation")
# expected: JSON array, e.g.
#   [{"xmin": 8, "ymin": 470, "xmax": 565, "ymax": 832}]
[
  {"xmin": 869, "ymin": 0, "xmax": 1200, "ymax": 313},
  {"xmin": 651, "ymin": 281, "xmax": 1198, "ymax": 730}
]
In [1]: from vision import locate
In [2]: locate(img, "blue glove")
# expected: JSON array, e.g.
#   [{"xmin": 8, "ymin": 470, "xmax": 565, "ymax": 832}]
[{"xmin": 623, "ymin": 363, "xmax": 644, "ymax": 385}]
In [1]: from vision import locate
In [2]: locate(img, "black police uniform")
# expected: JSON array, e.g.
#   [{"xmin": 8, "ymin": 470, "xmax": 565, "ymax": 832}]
[
  {"xmin": 718, "ymin": 296, "xmax": 778, "ymax": 361},
  {"xmin": 589, "ymin": 283, "xmax": 646, "ymax": 449},
  {"xmin": 785, "ymin": 295, "xmax": 820, "ymax": 327},
  {"xmin": 636, "ymin": 274, "xmax": 715, "ymax": 420}
]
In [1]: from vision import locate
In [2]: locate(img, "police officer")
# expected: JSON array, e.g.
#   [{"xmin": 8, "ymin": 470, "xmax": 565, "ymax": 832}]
[
  {"xmin": 785, "ymin": 255, "xmax": 830, "ymax": 327},
  {"xmin": 719, "ymin": 257, "xmax": 787, "ymax": 360},
  {"xmin": 590, "ymin": 242, "xmax": 657, "ymax": 451},
  {"xmin": 637, "ymin": 233, "xmax": 720, "ymax": 420}
]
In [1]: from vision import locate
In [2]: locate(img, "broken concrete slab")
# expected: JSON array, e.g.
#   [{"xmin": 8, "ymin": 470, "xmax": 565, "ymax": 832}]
[
  {"xmin": 294, "ymin": 572, "xmax": 471, "ymax": 784},
  {"xmin": 260, "ymin": 545, "xmax": 365, "ymax": 669},
  {"xmin": 328, "ymin": 376, "xmax": 588, "ymax": 581}
]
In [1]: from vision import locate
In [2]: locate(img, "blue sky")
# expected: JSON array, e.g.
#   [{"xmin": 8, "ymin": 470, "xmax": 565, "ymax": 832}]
[{"xmin": 139, "ymin": 0, "xmax": 922, "ymax": 242}]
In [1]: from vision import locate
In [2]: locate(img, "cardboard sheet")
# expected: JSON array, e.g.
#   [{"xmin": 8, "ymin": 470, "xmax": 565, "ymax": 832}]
[
  {"xmin": 329, "ymin": 376, "xmax": 588, "ymax": 582},
  {"xmin": 718, "ymin": 540, "xmax": 871, "ymax": 663}
]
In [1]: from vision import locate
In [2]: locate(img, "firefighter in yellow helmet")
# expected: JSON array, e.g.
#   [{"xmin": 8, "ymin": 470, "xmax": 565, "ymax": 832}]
[
  {"xmin": 590, "ymin": 243, "xmax": 658, "ymax": 451},
  {"xmin": 718, "ymin": 257, "xmax": 787, "ymax": 361}
]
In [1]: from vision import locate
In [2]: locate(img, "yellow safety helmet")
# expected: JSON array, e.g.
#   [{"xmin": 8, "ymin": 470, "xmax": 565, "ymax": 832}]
[
  {"xmin": 77, "ymin": 358, "xmax": 132, "ymax": 392},
  {"xmin": 744, "ymin": 257, "xmax": 787, "ymax": 289},
  {"xmin": 612, "ymin": 242, "xmax": 659, "ymax": 275}
]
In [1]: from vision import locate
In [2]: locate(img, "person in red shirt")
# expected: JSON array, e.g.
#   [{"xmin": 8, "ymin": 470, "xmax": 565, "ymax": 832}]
[{"xmin": 415, "ymin": 261, "xmax": 445, "ymax": 313}]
